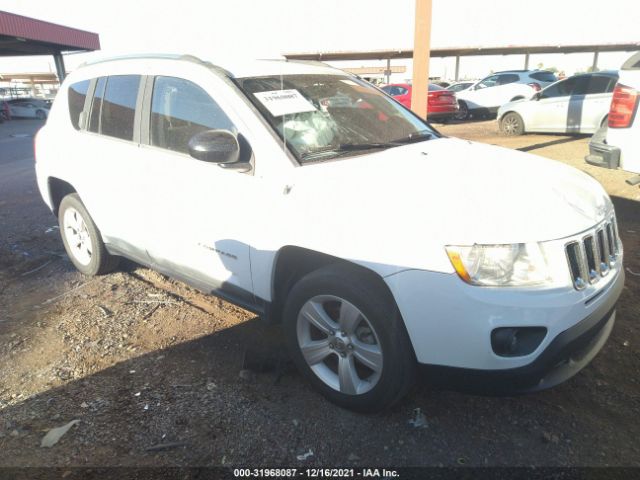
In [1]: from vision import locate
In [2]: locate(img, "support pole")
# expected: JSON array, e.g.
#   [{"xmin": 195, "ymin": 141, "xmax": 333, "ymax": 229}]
[
  {"xmin": 592, "ymin": 51, "xmax": 599, "ymax": 72},
  {"xmin": 454, "ymin": 55, "xmax": 460, "ymax": 81},
  {"xmin": 410, "ymin": 0, "xmax": 433, "ymax": 119},
  {"xmin": 524, "ymin": 53, "xmax": 530, "ymax": 70},
  {"xmin": 385, "ymin": 58, "xmax": 391, "ymax": 84},
  {"xmin": 53, "ymin": 52, "xmax": 66, "ymax": 83}
]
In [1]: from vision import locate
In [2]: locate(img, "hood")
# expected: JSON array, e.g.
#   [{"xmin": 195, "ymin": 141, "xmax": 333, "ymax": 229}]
[{"xmin": 285, "ymin": 138, "xmax": 612, "ymax": 272}]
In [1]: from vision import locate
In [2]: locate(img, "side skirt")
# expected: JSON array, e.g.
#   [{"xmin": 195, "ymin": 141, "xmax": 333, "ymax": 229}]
[{"xmin": 105, "ymin": 242, "xmax": 271, "ymax": 318}]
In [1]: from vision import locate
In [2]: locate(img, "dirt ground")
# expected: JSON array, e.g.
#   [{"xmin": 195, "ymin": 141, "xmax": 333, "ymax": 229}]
[{"xmin": 0, "ymin": 118, "xmax": 638, "ymax": 467}]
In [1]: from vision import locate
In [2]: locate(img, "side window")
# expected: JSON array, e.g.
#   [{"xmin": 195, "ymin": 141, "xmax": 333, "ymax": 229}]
[
  {"xmin": 150, "ymin": 76, "xmax": 235, "ymax": 154},
  {"xmin": 68, "ymin": 79, "xmax": 90, "ymax": 130},
  {"xmin": 540, "ymin": 78, "xmax": 575, "ymax": 99},
  {"xmin": 568, "ymin": 77, "xmax": 590, "ymax": 96},
  {"xmin": 100, "ymin": 75, "xmax": 140, "ymax": 141},
  {"xmin": 88, "ymin": 77, "xmax": 106, "ymax": 133},
  {"xmin": 585, "ymin": 76, "xmax": 616, "ymax": 95},
  {"xmin": 497, "ymin": 74, "xmax": 519, "ymax": 85},
  {"xmin": 477, "ymin": 75, "xmax": 499, "ymax": 89}
]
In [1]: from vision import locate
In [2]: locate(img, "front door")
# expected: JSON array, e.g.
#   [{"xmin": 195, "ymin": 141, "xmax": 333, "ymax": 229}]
[{"xmin": 136, "ymin": 75, "xmax": 256, "ymax": 297}]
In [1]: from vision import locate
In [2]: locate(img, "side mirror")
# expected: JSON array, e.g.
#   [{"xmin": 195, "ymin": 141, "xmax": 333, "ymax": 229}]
[
  {"xmin": 188, "ymin": 129, "xmax": 240, "ymax": 164},
  {"xmin": 532, "ymin": 92, "xmax": 542, "ymax": 101}
]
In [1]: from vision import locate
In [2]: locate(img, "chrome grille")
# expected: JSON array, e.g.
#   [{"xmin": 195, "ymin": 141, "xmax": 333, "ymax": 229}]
[{"xmin": 565, "ymin": 217, "xmax": 621, "ymax": 290}]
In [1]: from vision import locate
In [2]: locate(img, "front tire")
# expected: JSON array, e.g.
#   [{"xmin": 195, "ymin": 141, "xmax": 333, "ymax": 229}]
[
  {"xmin": 500, "ymin": 112, "xmax": 525, "ymax": 136},
  {"xmin": 58, "ymin": 194, "xmax": 119, "ymax": 276},
  {"xmin": 454, "ymin": 101, "xmax": 469, "ymax": 121},
  {"xmin": 36, "ymin": 109, "xmax": 46, "ymax": 120},
  {"xmin": 283, "ymin": 264, "xmax": 415, "ymax": 412}
]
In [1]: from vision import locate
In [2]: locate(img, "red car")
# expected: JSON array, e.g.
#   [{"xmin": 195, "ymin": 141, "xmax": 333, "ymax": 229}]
[{"xmin": 381, "ymin": 83, "xmax": 459, "ymax": 122}]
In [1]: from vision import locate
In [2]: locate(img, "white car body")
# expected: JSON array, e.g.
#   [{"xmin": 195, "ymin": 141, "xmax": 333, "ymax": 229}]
[
  {"xmin": 457, "ymin": 70, "xmax": 555, "ymax": 114},
  {"xmin": 35, "ymin": 55, "xmax": 623, "ymax": 407},
  {"xmin": 9, "ymin": 99, "xmax": 50, "ymax": 119},
  {"xmin": 498, "ymin": 72, "xmax": 618, "ymax": 134}
]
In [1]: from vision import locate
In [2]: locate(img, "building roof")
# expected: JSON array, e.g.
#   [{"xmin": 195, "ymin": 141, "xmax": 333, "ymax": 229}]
[
  {"xmin": 0, "ymin": 10, "xmax": 100, "ymax": 56},
  {"xmin": 284, "ymin": 43, "xmax": 640, "ymax": 61}
]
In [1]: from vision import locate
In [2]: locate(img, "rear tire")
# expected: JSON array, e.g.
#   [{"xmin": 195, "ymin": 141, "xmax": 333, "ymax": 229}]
[
  {"xmin": 283, "ymin": 264, "xmax": 415, "ymax": 412},
  {"xmin": 58, "ymin": 193, "xmax": 119, "ymax": 276},
  {"xmin": 500, "ymin": 112, "xmax": 525, "ymax": 136},
  {"xmin": 36, "ymin": 110, "xmax": 46, "ymax": 120}
]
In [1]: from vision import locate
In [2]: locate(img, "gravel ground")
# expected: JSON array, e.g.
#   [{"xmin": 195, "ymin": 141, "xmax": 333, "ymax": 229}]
[{"xmin": 0, "ymin": 118, "xmax": 639, "ymax": 467}]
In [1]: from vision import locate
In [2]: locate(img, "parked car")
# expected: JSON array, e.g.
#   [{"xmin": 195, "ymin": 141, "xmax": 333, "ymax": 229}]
[
  {"xmin": 8, "ymin": 98, "xmax": 50, "ymax": 119},
  {"xmin": 35, "ymin": 55, "xmax": 623, "ymax": 412},
  {"xmin": 456, "ymin": 70, "xmax": 558, "ymax": 120},
  {"xmin": 586, "ymin": 52, "xmax": 640, "ymax": 182},
  {"xmin": 497, "ymin": 71, "xmax": 618, "ymax": 136},
  {"xmin": 0, "ymin": 100, "xmax": 10, "ymax": 122},
  {"xmin": 447, "ymin": 81, "xmax": 475, "ymax": 93},
  {"xmin": 381, "ymin": 83, "xmax": 459, "ymax": 122}
]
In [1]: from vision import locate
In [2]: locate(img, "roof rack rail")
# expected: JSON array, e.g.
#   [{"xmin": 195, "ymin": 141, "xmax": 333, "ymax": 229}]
[
  {"xmin": 78, "ymin": 53, "xmax": 207, "ymax": 68},
  {"xmin": 76, "ymin": 53, "xmax": 233, "ymax": 78}
]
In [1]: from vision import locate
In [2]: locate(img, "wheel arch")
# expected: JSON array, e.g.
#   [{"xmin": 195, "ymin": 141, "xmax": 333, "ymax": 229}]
[
  {"xmin": 48, "ymin": 177, "xmax": 77, "ymax": 216},
  {"xmin": 269, "ymin": 246, "xmax": 397, "ymax": 324},
  {"xmin": 600, "ymin": 114, "xmax": 609, "ymax": 128}
]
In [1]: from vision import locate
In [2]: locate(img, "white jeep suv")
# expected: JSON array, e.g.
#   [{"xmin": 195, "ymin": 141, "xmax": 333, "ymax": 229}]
[{"xmin": 35, "ymin": 55, "xmax": 623, "ymax": 412}]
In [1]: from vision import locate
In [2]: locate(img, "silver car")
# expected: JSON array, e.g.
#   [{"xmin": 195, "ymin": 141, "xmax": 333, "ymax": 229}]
[
  {"xmin": 498, "ymin": 71, "xmax": 618, "ymax": 136},
  {"xmin": 8, "ymin": 99, "xmax": 50, "ymax": 119}
]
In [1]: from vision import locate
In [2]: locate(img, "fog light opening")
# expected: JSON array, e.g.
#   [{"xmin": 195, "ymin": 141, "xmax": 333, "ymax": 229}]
[{"xmin": 491, "ymin": 327, "xmax": 547, "ymax": 357}]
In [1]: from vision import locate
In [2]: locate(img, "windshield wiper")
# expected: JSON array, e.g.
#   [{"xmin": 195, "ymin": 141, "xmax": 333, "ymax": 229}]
[
  {"xmin": 300, "ymin": 141, "xmax": 402, "ymax": 161},
  {"xmin": 389, "ymin": 130, "xmax": 434, "ymax": 145}
]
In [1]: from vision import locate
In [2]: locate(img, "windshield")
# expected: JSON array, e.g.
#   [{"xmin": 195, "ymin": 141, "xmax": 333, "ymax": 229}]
[{"xmin": 236, "ymin": 74, "xmax": 438, "ymax": 163}]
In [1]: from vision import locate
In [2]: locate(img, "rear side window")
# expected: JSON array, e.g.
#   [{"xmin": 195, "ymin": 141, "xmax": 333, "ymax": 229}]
[
  {"xmin": 530, "ymin": 71, "xmax": 558, "ymax": 82},
  {"xmin": 100, "ymin": 75, "xmax": 140, "ymax": 141},
  {"xmin": 68, "ymin": 80, "xmax": 90, "ymax": 130},
  {"xmin": 150, "ymin": 76, "xmax": 235, "ymax": 154},
  {"xmin": 585, "ymin": 75, "xmax": 618, "ymax": 94},
  {"xmin": 88, "ymin": 77, "xmax": 106, "ymax": 133}
]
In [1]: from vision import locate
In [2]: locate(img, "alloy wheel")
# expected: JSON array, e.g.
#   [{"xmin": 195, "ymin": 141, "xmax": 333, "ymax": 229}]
[
  {"xmin": 296, "ymin": 295, "xmax": 383, "ymax": 395},
  {"xmin": 63, "ymin": 207, "xmax": 92, "ymax": 266}
]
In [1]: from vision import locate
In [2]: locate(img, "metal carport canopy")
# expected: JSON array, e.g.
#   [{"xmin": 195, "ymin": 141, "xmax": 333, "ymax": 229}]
[
  {"xmin": 0, "ymin": 10, "xmax": 100, "ymax": 81},
  {"xmin": 284, "ymin": 43, "xmax": 640, "ymax": 61}
]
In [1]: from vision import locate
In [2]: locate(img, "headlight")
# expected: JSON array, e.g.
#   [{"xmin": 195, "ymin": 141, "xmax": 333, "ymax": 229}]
[{"xmin": 445, "ymin": 243, "xmax": 554, "ymax": 287}]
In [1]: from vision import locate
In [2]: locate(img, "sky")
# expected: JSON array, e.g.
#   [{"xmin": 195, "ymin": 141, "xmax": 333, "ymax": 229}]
[{"xmin": 0, "ymin": 0, "xmax": 638, "ymax": 81}]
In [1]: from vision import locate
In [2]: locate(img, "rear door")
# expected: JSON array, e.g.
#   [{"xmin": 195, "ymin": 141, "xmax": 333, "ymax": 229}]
[
  {"xmin": 72, "ymin": 75, "xmax": 149, "ymax": 255},
  {"xmin": 579, "ymin": 74, "xmax": 617, "ymax": 133}
]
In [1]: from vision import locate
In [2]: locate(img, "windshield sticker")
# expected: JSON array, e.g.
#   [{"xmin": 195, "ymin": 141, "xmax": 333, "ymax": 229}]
[
  {"xmin": 253, "ymin": 89, "xmax": 317, "ymax": 117},
  {"xmin": 339, "ymin": 79, "xmax": 358, "ymax": 86}
]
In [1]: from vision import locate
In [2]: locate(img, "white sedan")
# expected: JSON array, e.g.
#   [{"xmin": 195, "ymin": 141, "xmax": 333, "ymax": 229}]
[
  {"xmin": 498, "ymin": 72, "xmax": 618, "ymax": 136},
  {"xmin": 8, "ymin": 99, "xmax": 50, "ymax": 119}
]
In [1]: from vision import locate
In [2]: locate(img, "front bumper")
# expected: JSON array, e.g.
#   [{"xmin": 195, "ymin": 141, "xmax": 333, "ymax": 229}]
[{"xmin": 386, "ymin": 265, "xmax": 624, "ymax": 393}]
